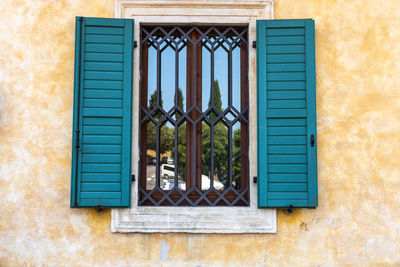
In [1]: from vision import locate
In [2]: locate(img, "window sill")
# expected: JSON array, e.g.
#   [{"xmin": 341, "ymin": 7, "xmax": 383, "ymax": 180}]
[{"xmin": 111, "ymin": 206, "xmax": 276, "ymax": 233}]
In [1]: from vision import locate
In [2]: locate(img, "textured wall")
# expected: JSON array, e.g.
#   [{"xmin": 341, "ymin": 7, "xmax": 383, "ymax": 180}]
[{"xmin": 1, "ymin": 0, "xmax": 400, "ymax": 266}]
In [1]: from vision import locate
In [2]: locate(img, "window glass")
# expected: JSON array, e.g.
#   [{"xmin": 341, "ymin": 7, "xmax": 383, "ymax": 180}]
[{"xmin": 139, "ymin": 26, "xmax": 249, "ymax": 206}]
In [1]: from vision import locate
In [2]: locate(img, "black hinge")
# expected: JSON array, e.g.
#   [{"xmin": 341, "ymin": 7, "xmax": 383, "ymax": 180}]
[
  {"xmin": 132, "ymin": 174, "xmax": 135, "ymax": 182},
  {"xmin": 288, "ymin": 205, "xmax": 294, "ymax": 213},
  {"xmin": 96, "ymin": 204, "xmax": 103, "ymax": 213},
  {"xmin": 79, "ymin": 17, "xmax": 83, "ymax": 22},
  {"xmin": 134, "ymin": 41, "xmax": 137, "ymax": 48},
  {"xmin": 310, "ymin": 134, "xmax": 315, "ymax": 147},
  {"xmin": 75, "ymin": 129, "xmax": 80, "ymax": 150},
  {"xmin": 252, "ymin": 41, "xmax": 256, "ymax": 48},
  {"xmin": 253, "ymin": 176, "xmax": 257, "ymax": 183}
]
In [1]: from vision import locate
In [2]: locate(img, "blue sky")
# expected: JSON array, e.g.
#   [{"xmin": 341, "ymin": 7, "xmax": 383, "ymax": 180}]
[{"xmin": 147, "ymin": 42, "xmax": 242, "ymax": 114}]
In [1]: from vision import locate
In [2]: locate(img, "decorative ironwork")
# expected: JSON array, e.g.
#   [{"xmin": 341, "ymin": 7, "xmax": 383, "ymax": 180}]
[{"xmin": 139, "ymin": 25, "xmax": 249, "ymax": 206}]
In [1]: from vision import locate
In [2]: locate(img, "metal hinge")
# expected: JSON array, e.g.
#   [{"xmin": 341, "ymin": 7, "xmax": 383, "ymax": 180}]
[
  {"xmin": 75, "ymin": 129, "xmax": 80, "ymax": 150},
  {"xmin": 253, "ymin": 176, "xmax": 257, "ymax": 183},
  {"xmin": 134, "ymin": 41, "xmax": 137, "ymax": 48},
  {"xmin": 132, "ymin": 174, "xmax": 135, "ymax": 182},
  {"xmin": 96, "ymin": 204, "xmax": 103, "ymax": 213},
  {"xmin": 252, "ymin": 41, "xmax": 256, "ymax": 48}
]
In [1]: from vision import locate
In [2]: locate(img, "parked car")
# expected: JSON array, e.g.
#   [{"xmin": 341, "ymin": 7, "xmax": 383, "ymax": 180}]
[{"xmin": 160, "ymin": 164, "xmax": 175, "ymax": 179}]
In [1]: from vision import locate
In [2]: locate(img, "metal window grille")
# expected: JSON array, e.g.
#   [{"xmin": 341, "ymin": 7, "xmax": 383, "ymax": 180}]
[{"xmin": 139, "ymin": 25, "xmax": 249, "ymax": 206}]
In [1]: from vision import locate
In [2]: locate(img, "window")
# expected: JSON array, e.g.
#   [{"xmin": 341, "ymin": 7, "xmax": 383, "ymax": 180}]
[
  {"xmin": 139, "ymin": 25, "xmax": 249, "ymax": 206},
  {"xmin": 70, "ymin": 0, "xmax": 317, "ymax": 233}
]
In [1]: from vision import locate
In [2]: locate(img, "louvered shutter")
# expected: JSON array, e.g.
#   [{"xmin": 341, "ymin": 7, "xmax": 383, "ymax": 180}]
[
  {"xmin": 71, "ymin": 17, "xmax": 133, "ymax": 208},
  {"xmin": 257, "ymin": 19, "xmax": 317, "ymax": 208}
]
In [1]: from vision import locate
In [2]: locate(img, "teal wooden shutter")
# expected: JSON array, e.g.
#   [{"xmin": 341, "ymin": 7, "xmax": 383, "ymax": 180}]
[
  {"xmin": 71, "ymin": 17, "xmax": 133, "ymax": 208},
  {"xmin": 257, "ymin": 19, "xmax": 317, "ymax": 209}
]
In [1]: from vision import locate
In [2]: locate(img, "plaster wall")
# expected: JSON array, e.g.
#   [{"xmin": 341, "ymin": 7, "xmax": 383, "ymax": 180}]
[{"xmin": 0, "ymin": 0, "xmax": 400, "ymax": 266}]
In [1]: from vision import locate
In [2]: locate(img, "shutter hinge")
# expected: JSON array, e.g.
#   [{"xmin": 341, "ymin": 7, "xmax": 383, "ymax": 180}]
[
  {"xmin": 79, "ymin": 17, "xmax": 83, "ymax": 22},
  {"xmin": 134, "ymin": 41, "xmax": 137, "ymax": 48},
  {"xmin": 75, "ymin": 129, "xmax": 80, "ymax": 150},
  {"xmin": 96, "ymin": 204, "xmax": 103, "ymax": 213},
  {"xmin": 310, "ymin": 134, "xmax": 315, "ymax": 147},
  {"xmin": 132, "ymin": 174, "xmax": 135, "ymax": 182},
  {"xmin": 288, "ymin": 205, "xmax": 294, "ymax": 213},
  {"xmin": 252, "ymin": 41, "xmax": 256, "ymax": 48},
  {"xmin": 253, "ymin": 176, "xmax": 257, "ymax": 183}
]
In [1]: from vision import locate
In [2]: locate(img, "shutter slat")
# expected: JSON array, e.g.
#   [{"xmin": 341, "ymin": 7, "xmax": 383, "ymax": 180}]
[
  {"xmin": 266, "ymin": 109, "xmax": 307, "ymax": 117},
  {"xmin": 268, "ymin": 99, "xmax": 306, "ymax": 109},
  {"xmin": 267, "ymin": 91, "xmax": 306, "ymax": 99},
  {"xmin": 268, "ymin": 155, "xmax": 306, "ymax": 164},
  {"xmin": 268, "ymin": 145, "xmax": 307, "ymax": 154},
  {"xmin": 83, "ymin": 117, "xmax": 122, "ymax": 126},
  {"xmin": 268, "ymin": 173, "xmax": 307, "ymax": 183},
  {"xmin": 268, "ymin": 136, "xmax": 306, "ymax": 145},
  {"xmin": 85, "ymin": 43, "xmax": 124, "ymax": 53},
  {"xmin": 85, "ymin": 71, "xmax": 123, "ymax": 80},
  {"xmin": 81, "ymin": 173, "xmax": 121, "ymax": 182},
  {"xmin": 268, "ymin": 199, "xmax": 309, "ymax": 207},
  {"xmin": 84, "ymin": 62, "xmax": 123, "ymax": 71},
  {"xmin": 268, "ymin": 192, "xmax": 308, "ymax": 200},
  {"xmin": 84, "ymin": 99, "xmax": 123, "ymax": 108},
  {"xmin": 84, "ymin": 80, "xmax": 123, "ymax": 89},
  {"xmin": 266, "ymin": 28, "xmax": 305, "ymax": 36},
  {"xmin": 268, "ymin": 164, "xmax": 307, "ymax": 173},
  {"xmin": 267, "ymin": 72, "xmax": 305, "ymax": 81},
  {"xmin": 85, "ymin": 35, "xmax": 124, "ymax": 44},
  {"xmin": 268, "ymin": 81, "xmax": 305, "ymax": 90},
  {"xmin": 82, "ymin": 108, "xmax": 123, "ymax": 117},
  {"xmin": 268, "ymin": 118, "xmax": 306, "ymax": 126},
  {"xmin": 257, "ymin": 19, "xmax": 317, "ymax": 209},
  {"xmin": 81, "ymin": 183, "xmax": 121, "ymax": 191},
  {"xmin": 267, "ymin": 45, "xmax": 305, "ymax": 54},
  {"xmin": 84, "ymin": 89, "xmax": 123, "ymax": 99},
  {"xmin": 267, "ymin": 63, "xmax": 305, "ymax": 72},
  {"xmin": 267, "ymin": 54, "xmax": 305, "ymax": 63},
  {"xmin": 82, "ymin": 135, "xmax": 122, "ymax": 144},
  {"xmin": 82, "ymin": 144, "xmax": 122, "ymax": 154},
  {"xmin": 85, "ymin": 26, "xmax": 124, "ymax": 35},
  {"xmin": 82, "ymin": 154, "xmax": 122, "ymax": 163},
  {"xmin": 266, "ymin": 36, "xmax": 304, "ymax": 45},
  {"xmin": 81, "ymin": 163, "xmax": 121, "ymax": 173},
  {"xmin": 80, "ymin": 199, "xmax": 122, "ymax": 206},
  {"xmin": 268, "ymin": 183, "xmax": 307, "ymax": 192},
  {"xmin": 268, "ymin": 126, "xmax": 306, "ymax": 136},
  {"xmin": 81, "ymin": 192, "xmax": 122, "ymax": 199},
  {"xmin": 71, "ymin": 17, "xmax": 133, "ymax": 208},
  {"xmin": 85, "ymin": 52, "xmax": 124, "ymax": 62},
  {"xmin": 83, "ymin": 125, "xmax": 122, "ymax": 135}
]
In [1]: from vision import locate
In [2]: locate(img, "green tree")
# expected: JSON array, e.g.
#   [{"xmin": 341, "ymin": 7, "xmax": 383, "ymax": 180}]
[
  {"xmin": 146, "ymin": 90, "xmax": 174, "ymax": 155},
  {"xmin": 202, "ymin": 80, "xmax": 229, "ymax": 187},
  {"xmin": 171, "ymin": 88, "xmax": 186, "ymax": 180},
  {"xmin": 232, "ymin": 128, "xmax": 241, "ymax": 189}
]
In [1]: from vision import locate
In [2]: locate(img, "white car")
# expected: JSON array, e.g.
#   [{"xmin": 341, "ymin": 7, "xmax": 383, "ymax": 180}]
[
  {"xmin": 160, "ymin": 164, "xmax": 175, "ymax": 179},
  {"xmin": 160, "ymin": 164, "xmax": 224, "ymax": 190}
]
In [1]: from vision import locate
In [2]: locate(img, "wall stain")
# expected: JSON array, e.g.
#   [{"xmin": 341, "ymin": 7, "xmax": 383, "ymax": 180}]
[{"xmin": 160, "ymin": 240, "xmax": 170, "ymax": 262}]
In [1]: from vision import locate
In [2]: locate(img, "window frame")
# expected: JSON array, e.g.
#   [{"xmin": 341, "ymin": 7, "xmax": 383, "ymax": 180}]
[
  {"xmin": 138, "ymin": 24, "xmax": 250, "ymax": 207},
  {"xmin": 111, "ymin": 0, "xmax": 276, "ymax": 233}
]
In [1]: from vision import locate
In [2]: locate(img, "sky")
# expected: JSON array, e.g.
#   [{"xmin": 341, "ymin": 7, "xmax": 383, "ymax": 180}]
[{"xmin": 146, "ymin": 40, "xmax": 242, "ymax": 115}]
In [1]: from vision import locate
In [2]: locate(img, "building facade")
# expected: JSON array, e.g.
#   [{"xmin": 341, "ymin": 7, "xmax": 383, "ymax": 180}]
[{"xmin": 1, "ymin": 0, "xmax": 400, "ymax": 265}]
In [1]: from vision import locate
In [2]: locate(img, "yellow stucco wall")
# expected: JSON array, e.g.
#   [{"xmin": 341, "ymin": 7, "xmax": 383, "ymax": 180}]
[{"xmin": 1, "ymin": 0, "xmax": 400, "ymax": 265}]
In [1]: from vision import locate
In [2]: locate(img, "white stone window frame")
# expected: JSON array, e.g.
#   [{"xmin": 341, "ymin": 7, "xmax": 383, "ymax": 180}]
[{"xmin": 111, "ymin": 0, "xmax": 276, "ymax": 233}]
